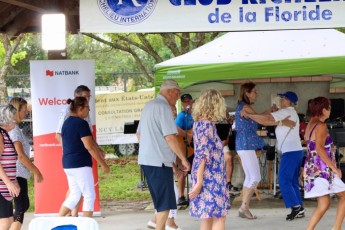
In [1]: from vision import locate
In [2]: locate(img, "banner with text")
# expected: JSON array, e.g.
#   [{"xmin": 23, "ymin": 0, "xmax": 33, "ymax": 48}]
[
  {"xmin": 81, "ymin": 0, "xmax": 345, "ymax": 33},
  {"xmin": 95, "ymin": 90, "xmax": 154, "ymax": 145},
  {"xmin": 30, "ymin": 60, "xmax": 101, "ymax": 215}
]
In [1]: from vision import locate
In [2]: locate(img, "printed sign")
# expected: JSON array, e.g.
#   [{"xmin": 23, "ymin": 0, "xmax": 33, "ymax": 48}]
[
  {"xmin": 30, "ymin": 60, "xmax": 101, "ymax": 215},
  {"xmin": 81, "ymin": 0, "xmax": 345, "ymax": 32},
  {"xmin": 95, "ymin": 90, "xmax": 154, "ymax": 145}
]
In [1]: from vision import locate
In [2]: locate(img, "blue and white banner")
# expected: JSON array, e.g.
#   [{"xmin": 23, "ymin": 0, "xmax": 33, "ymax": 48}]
[{"xmin": 80, "ymin": 0, "xmax": 345, "ymax": 33}]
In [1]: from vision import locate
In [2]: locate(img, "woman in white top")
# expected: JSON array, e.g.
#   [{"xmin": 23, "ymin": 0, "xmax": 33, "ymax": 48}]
[{"xmin": 9, "ymin": 97, "xmax": 43, "ymax": 230}]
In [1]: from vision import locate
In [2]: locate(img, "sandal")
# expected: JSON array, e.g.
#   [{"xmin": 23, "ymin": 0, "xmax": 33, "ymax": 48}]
[{"xmin": 239, "ymin": 208, "xmax": 257, "ymax": 219}]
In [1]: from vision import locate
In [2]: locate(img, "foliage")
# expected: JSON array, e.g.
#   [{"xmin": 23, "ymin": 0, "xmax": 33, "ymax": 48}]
[
  {"xmin": 28, "ymin": 176, "xmax": 35, "ymax": 212},
  {"xmin": 67, "ymin": 33, "xmax": 151, "ymax": 90},
  {"xmin": 82, "ymin": 32, "xmax": 223, "ymax": 85},
  {"xmin": 0, "ymin": 34, "xmax": 25, "ymax": 103},
  {"xmin": 0, "ymin": 35, "xmax": 26, "ymax": 67},
  {"xmin": 11, "ymin": 34, "xmax": 46, "ymax": 74},
  {"xmin": 100, "ymin": 145, "xmax": 116, "ymax": 155},
  {"xmin": 98, "ymin": 156, "xmax": 150, "ymax": 200}
]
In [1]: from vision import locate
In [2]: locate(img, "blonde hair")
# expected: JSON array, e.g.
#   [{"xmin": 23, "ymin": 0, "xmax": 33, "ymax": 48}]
[
  {"xmin": 192, "ymin": 89, "xmax": 226, "ymax": 122},
  {"xmin": 9, "ymin": 97, "xmax": 27, "ymax": 123}
]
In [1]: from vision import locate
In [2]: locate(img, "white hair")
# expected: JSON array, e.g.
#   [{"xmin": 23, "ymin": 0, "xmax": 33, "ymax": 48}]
[{"xmin": 0, "ymin": 104, "xmax": 17, "ymax": 126}]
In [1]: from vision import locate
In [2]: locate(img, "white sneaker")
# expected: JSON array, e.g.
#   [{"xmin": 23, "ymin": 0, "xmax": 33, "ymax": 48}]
[
  {"xmin": 166, "ymin": 225, "xmax": 183, "ymax": 230},
  {"xmin": 147, "ymin": 220, "xmax": 156, "ymax": 229}
]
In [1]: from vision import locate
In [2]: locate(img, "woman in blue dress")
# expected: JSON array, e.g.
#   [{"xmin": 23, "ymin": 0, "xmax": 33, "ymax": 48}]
[{"xmin": 189, "ymin": 89, "xmax": 230, "ymax": 230}]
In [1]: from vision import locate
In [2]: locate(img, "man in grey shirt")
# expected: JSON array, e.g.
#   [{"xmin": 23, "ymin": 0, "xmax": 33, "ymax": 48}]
[{"xmin": 137, "ymin": 79, "xmax": 190, "ymax": 230}]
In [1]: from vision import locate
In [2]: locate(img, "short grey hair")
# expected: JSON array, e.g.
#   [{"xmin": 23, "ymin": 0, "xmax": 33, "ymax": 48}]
[
  {"xmin": 74, "ymin": 85, "xmax": 91, "ymax": 96},
  {"xmin": 0, "ymin": 104, "xmax": 17, "ymax": 126}
]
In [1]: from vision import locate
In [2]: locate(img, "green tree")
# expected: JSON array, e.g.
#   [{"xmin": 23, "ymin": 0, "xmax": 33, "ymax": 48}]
[
  {"xmin": 67, "ymin": 34, "xmax": 148, "ymax": 89},
  {"xmin": 0, "ymin": 34, "xmax": 26, "ymax": 103},
  {"xmin": 13, "ymin": 34, "xmax": 47, "ymax": 74},
  {"xmin": 82, "ymin": 32, "xmax": 222, "ymax": 85}
]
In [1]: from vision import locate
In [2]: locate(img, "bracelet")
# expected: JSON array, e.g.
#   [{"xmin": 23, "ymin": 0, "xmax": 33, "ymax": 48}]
[
  {"xmin": 278, "ymin": 120, "xmax": 282, "ymax": 126},
  {"xmin": 223, "ymin": 146, "xmax": 230, "ymax": 153}
]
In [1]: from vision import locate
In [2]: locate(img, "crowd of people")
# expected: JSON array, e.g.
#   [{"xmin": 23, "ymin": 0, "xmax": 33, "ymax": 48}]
[
  {"xmin": 0, "ymin": 85, "xmax": 110, "ymax": 229},
  {"xmin": 1, "ymin": 79, "xmax": 345, "ymax": 230},
  {"xmin": 138, "ymin": 79, "xmax": 345, "ymax": 230}
]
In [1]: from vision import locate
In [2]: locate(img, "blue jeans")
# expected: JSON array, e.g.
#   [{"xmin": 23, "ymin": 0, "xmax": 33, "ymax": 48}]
[{"xmin": 278, "ymin": 150, "xmax": 304, "ymax": 208}]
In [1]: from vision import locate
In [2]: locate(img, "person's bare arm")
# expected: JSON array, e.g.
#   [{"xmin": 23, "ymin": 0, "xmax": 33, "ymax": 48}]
[
  {"xmin": 242, "ymin": 105, "xmax": 295, "ymax": 128},
  {"xmin": 246, "ymin": 113, "xmax": 277, "ymax": 126},
  {"xmin": 55, "ymin": 133, "xmax": 62, "ymax": 145},
  {"xmin": 188, "ymin": 159, "xmax": 205, "ymax": 199},
  {"xmin": 248, "ymin": 113, "xmax": 295, "ymax": 128},
  {"xmin": 81, "ymin": 136, "xmax": 110, "ymax": 173},
  {"xmin": 13, "ymin": 141, "xmax": 43, "ymax": 183},
  {"xmin": 165, "ymin": 134, "xmax": 190, "ymax": 172}
]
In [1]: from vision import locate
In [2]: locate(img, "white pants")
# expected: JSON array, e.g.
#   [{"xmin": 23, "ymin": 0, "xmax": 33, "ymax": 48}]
[
  {"xmin": 63, "ymin": 167, "xmax": 95, "ymax": 211},
  {"xmin": 237, "ymin": 150, "xmax": 261, "ymax": 188}
]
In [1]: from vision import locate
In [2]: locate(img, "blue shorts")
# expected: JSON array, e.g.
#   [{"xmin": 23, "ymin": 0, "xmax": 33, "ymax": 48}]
[{"xmin": 141, "ymin": 165, "xmax": 177, "ymax": 212}]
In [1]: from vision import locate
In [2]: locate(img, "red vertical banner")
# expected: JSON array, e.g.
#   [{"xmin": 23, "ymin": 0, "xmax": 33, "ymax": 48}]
[{"xmin": 30, "ymin": 60, "xmax": 100, "ymax": 215}]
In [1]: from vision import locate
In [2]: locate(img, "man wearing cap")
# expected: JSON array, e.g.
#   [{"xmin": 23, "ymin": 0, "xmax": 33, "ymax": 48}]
[
  {"xmin": 242, "ymin": 91, "xmax": 305, "ymax": 221},
  {"xmin": 137, "ymin": 79, "xmax": 190, "ymax": 230},
  {"xmin": 175, "ymin": 93, "xmax": 194, "ymax": 206}
]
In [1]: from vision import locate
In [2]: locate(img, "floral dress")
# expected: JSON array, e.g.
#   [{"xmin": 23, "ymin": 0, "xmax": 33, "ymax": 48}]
[
  {"xmin": 189, "ymin": 119, "xmax": 230, "ymax": 218},
  {"xmin": 304, "ymin": 122, "xmax": 335, "ymax": 194}
]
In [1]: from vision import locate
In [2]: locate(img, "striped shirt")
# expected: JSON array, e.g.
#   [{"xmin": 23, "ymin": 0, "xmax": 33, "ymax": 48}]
[{"xmin": 0, "ymin": 128, "xmax": 17, "ymax": 201}]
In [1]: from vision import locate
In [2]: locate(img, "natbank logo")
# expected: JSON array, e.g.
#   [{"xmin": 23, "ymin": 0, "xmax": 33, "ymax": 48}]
[
  {"xmin": 97, "ymin": 0, "xmax": 158, "ymax": 25},
  {"xmin": 45, "ymin": 69, "xmax": 79, "ymax": 77},
  {"xmin": 46, "ymin": 70, "xmax": 54, "ymax": 77}
]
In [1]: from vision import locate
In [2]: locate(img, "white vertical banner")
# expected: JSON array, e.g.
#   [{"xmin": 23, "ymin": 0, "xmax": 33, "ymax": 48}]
[{"xmin": 30, "ymin": 60, "xmax": 100, "ymax": 215}]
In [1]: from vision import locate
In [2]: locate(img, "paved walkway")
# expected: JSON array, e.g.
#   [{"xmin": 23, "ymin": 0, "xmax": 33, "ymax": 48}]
[{"xmin": 22, "ymin": 194, "xmax": 341, "ymax": 230}]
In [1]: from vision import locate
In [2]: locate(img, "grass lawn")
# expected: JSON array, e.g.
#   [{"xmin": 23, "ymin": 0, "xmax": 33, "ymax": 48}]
[{"xmin": 27, "ymin": 155, "xmax": 151, "ymax": 212}]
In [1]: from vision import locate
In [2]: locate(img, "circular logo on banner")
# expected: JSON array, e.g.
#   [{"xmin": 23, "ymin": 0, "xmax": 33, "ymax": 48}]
[{"xmin": 97, "ymin": 0, "xmax": 158, "ymax": 26}]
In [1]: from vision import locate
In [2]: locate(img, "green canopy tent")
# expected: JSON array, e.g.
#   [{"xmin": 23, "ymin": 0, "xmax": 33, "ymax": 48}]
[{"xmin": 154, "ymin": 29, "xmax": 345, "ymax": 92}]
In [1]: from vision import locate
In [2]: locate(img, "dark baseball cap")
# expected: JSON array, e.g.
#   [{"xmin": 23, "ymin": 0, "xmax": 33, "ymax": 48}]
[
  {"xmin": 278, "ymin": 91, "xmax": 298, "ymax": 105},
  {"xmin": 181, "ymin": 93, "xmax": 193, "ymax": 101}
]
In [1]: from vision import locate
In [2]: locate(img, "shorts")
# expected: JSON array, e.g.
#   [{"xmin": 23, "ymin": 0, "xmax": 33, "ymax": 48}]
[
  {"xmin": 0, "ymin": 193, "xmax": 13, "ymax": 218},
  {"xmin": 13, "ymin": 177, "xmax": 30, "ymax": 215},
  {"xmin": 305, "ymin": 176, "xmax": 345, "ymax": 199},
  {"xmin": 141, "ymin": 165, "xmax": 177, "ymax": 212}
]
